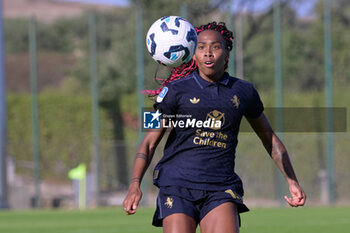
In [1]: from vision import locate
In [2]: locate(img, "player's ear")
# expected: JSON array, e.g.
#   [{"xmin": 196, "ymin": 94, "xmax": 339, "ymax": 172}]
[
  {"xmin": 192, "ymin": 54, "xmax": 197, "ymax": 62},
  {"xmin": 225, "ymin": 50, "xmax": 229, "ymax": 63}
]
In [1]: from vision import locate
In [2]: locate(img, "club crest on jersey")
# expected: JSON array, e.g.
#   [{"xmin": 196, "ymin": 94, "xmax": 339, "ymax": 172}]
[
  {"xmin": 206, "ymin": 110, "xmax": 225, "ymax": 130},
  {"xmin": 190, "ymin": 97, "xmax": 200, "ymax": 104},
  {"xmin": 164, "ymin": 197, "xmax": 174, "ymax": 208},
  {"xmin": 231, "ymin": 95, "xmax": 240, "ymax": 109},
  {"xmin": 157, "ymin": 87, "xmax": 168, "ymax": 103}
]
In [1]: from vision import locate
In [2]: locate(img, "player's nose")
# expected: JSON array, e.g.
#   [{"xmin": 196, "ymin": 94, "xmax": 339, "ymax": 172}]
[{"xmin": 204, "ymin": 47, "xmax": 213, "ymax": 57}]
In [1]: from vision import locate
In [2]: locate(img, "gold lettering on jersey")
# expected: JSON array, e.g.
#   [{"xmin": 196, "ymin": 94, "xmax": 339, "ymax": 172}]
[
  {"xmin": 206, "ymin": 110, "xmax": 225, "ymax": 130},
  {"xmin": 193, "ymin": 129, "xmax": 228, "ymax": 149},
  {"xmin": 193, "ymin": 137, "xmax": 227, "ymax": 148},
  {"xmin": 190, "ymin": 97, "xmax": 200, "ymax": 104},
  {"xmin": 192, "ymin": 111, "xmax": 228, "ymax": 148},
  {"xmin": 164, "ymin": 197, "xmax": 174, "ymax": 209},
  {"xmin": 231, "ymin": 95, "xmax": 240, "ymax": 109}
]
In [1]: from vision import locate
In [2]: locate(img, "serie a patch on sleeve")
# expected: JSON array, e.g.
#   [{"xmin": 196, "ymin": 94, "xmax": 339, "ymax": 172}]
[{"xmin": 157, "ymin": 87, "xmax": 168, "ymax": 103}]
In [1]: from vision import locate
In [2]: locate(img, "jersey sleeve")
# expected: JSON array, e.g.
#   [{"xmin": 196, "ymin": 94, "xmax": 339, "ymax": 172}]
[
  {"xmin": 244, "ymin": 85, "xmax": 264, "ymax": 118},
  {"xmin": 153, "ymin": 85, "xmax": 177, "ymax": 115}
]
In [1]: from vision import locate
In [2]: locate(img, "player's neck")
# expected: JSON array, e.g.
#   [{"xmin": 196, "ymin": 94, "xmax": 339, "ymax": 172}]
[{"xmin": 198, "ymin": 70, "xmax": 225, "ymax": 83}]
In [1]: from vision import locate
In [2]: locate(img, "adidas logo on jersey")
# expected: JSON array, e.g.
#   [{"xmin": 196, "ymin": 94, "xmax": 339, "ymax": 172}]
[{"xmin": 190, "ymin": 97, "xmax": 200, "ymax": 104}]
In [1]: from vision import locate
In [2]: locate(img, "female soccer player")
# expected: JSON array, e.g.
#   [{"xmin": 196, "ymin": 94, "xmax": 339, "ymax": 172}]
[{"xmin": 123, "ymin": 21, "xmax": 306, "ymax": 233}]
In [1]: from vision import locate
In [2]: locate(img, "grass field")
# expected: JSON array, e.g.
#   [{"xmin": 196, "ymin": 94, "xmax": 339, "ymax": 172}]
[{"xmin": 0, "ymin": 206, "xmax": 349, "ymax": 233}]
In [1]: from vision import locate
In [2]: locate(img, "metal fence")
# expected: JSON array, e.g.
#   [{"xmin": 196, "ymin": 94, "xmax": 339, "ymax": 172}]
[{"xmin": 1, "ymin": 0, "xmax": 350, "ymax": 209}]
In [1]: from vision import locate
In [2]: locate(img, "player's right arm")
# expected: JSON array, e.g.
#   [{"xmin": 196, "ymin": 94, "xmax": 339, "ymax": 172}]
[{"xmin": 123, "ymin": 120, "xmax": 167, "ymax": 215}]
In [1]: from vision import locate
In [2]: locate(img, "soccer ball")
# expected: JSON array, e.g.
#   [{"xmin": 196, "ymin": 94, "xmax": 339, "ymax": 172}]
[{"xmin": 146, "ymin": 16, "xmax": 198, "ymax": 67}]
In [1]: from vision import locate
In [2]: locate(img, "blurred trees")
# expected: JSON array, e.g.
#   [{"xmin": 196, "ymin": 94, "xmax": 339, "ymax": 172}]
[
  {"xmin": 7, "ymin": 93, "xmax": 113, "ymax": 180},
  {"xmin": 4, "ymin": 19, "xmax": 28, "ymax": 54},
  {"xmin": 5, "ymin": 0, "xmax": 349, "ymax": 92},
  {"xmin": 328, "ymin": 0, "xmax": 350, "ymax": 87},
  {"xmin": 5, "ymin": 0, "xmax": 350, "ymax": 191}
]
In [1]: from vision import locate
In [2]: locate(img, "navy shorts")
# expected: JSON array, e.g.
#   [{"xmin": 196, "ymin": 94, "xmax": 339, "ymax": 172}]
[{"xmin": 152, "ymin": 185, "xmax": 249, "ymax": 227}]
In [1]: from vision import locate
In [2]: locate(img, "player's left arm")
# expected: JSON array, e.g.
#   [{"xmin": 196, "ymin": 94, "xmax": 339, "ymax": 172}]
[{"xmin": 246, "ymin": 113, "xmax": 306, "ymax": 207}]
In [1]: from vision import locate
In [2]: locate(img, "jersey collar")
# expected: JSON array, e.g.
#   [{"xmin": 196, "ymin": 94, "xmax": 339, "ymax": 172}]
[{"xmin": 193, "ymin": 70, "xmax": 230, "ymax": 89}]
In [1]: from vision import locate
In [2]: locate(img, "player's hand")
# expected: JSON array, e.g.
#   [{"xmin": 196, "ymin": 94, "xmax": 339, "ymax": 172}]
[
  {"xmin": 123, "ymin": 183, "xmax": 142, "ymax": 215},
  {"xmin": 284, "ymin": 182, "xmax": 306, "ymax": 207}
]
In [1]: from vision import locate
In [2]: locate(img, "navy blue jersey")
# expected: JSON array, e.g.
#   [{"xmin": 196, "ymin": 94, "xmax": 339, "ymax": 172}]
[{"xmin": 153, "ymin": 71, "xmax": 264, "ymax": 191}]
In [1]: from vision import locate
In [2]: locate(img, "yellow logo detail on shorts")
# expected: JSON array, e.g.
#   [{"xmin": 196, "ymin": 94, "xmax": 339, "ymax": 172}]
[
  {"xmin": 165, "ymin": 197, "xmax": 174, "ymax": 209},
  {"xmin": 225, "ymin": 189, "xmax": 242, "ymax": 201}
]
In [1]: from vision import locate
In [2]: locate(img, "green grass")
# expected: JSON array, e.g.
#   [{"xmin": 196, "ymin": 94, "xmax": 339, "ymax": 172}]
[
  {"xmin": 0, "ymin": 206, "xmax": 349, "ymax": 233},
  {"xmin": 241, "ymin": 207, "xmax": 350, "ymax": 233}
]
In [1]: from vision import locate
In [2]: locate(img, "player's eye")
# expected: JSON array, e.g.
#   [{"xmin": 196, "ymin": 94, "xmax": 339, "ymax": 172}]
[{"xmin": 213, "ymin": 44, "xmax": 221, "ymax": 49}]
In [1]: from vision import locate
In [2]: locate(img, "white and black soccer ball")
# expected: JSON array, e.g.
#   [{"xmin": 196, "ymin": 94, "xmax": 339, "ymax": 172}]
[{"xmin": 146, "ymin": 16, "xmax": 198, "ymax": 68}]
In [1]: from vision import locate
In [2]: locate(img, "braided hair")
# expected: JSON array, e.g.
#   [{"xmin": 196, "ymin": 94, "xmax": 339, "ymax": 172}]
[{"xmin": 143, "ymin": 21, "xmax": 234, "ymax": 96}]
